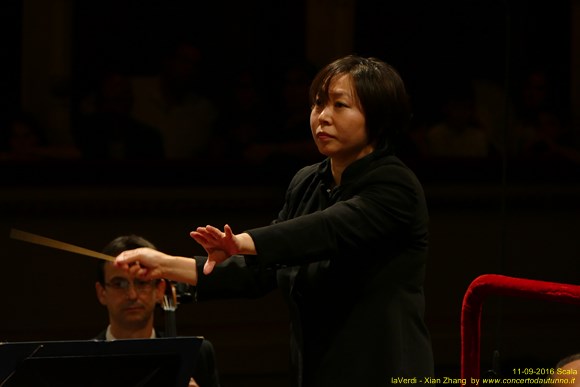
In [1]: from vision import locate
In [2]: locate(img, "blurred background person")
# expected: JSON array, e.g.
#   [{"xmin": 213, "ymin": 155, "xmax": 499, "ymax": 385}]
[
  {"xmin": 424, "ymin": 83, "xmax": 492, "ymax": 158},
  {"xmin": 130, "ymin": 39, "xmax": 218, "ymax": 160},
  {"xmin": 0, "ymin": 112, "xmax": 81, "ymax": 161},
  {"xmin": 74, "ymin": 71, "xmax": 164, "ymax": 160}
]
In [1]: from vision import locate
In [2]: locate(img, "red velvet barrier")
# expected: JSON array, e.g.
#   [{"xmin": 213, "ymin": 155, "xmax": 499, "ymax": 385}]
[{"xmin": 461, "ymin": 274, "xmax": 580, "ymax": 386}]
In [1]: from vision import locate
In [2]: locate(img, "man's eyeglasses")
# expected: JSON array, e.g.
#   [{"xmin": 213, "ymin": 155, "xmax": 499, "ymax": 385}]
[{"xmin": 104, "ymin": 278, "xmax": 159, "ymax": 292}]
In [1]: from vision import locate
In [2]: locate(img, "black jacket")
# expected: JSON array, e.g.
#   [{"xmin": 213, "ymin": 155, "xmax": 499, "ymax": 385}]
[{"xmin": 197, "ymin": 149, "xmax": 434, "ymax": 386}]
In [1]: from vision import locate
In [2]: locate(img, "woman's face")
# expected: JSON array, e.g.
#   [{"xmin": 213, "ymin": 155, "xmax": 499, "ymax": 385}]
[{"xmin": 310, "ymin": 74, "xmax": 373, "ymax": 165}]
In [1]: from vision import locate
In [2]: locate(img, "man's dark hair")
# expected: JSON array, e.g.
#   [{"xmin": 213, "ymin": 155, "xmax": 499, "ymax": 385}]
[{"xmin": 556, "ymin": 352, "xmax": 580, "ymax": 369}]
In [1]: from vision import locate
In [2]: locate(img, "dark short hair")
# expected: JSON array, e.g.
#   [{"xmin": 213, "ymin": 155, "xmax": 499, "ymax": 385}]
[
  {"xmin": 96, "ymin": 235, "xmax": 156, "ymax": 284},
  {"xmin": 309, "ymin": 55, "xmax": 411, "ymax": 151}
]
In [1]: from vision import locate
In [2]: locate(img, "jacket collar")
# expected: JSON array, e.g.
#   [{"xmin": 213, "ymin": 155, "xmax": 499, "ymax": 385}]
[{"xmin": 315, "ymin": 146, "xmax": 395, "ymax": 186}]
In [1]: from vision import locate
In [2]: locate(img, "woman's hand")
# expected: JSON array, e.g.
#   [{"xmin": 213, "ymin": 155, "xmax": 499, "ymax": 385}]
[
  {"xmin": 115, "ymin": 247, "xmax": 198, "ymax": 285},
  {"xmin": 190, "ymin": 224, "xmax": 255, "ymax": 275},
  {"xmin": 190, "ymin": 224, "xmax": 238, "ymax": 275},
  {"xmin": 115, "ymin": 247, "xmax": 166, "ymax": 280}
]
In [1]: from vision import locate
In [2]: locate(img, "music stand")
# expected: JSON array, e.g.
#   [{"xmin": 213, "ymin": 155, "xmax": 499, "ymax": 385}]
[{"xmin": 0, "ymin": 336, "xmax": 202, "ymax": 387}]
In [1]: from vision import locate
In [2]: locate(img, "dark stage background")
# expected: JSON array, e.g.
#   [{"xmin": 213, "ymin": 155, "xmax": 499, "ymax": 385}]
[{"xmin": 1, "ymin": 1, "xmax": 579, "ymax": 386}]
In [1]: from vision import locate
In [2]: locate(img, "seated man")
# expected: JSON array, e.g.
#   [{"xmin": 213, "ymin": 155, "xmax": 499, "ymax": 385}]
[{"xmin": 95, "ymin": 235, "xmax": 220, "ymax": 387}]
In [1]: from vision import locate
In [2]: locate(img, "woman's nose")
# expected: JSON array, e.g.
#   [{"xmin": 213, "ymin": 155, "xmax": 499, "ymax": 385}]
[{"xmin": 317, "ymin": 106, "xmax": 331, "ymax": 125}]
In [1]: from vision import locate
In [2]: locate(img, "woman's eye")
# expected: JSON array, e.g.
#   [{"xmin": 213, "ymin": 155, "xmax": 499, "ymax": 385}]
[
  {"xmin": 312, "ymin": 99, "xmax": 324, "ymax": 111},
  {"xmin": 334, "ymin": 101, "xmax": 347, "ymax": 108}
]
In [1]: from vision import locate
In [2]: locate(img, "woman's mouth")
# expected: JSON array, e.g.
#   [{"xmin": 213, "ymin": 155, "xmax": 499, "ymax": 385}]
[{"xmin": 316, "ymin": 131, "xmax": 334, "ymax": 140}]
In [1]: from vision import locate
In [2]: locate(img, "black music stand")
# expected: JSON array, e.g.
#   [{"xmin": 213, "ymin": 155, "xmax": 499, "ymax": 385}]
[{"xmin": 0, "ymin": 336, "xmax": 202, "ymax": 387}]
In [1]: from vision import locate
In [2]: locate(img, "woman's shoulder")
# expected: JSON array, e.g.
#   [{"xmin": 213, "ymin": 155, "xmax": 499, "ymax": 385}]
[
  {"xmin": 362, "ymin": 154, "xmax": 424, "ymax": 189},
  {"xmin": 290, "ymin": 159, "xmax": 328, "ymax": 182},
  {"xmin": 347, "ymin": 152, "xmax": 409, "ymax": 178},
  {"xmin": 279, "ymin": 160, "xmax": 330, "ymax": 201}
]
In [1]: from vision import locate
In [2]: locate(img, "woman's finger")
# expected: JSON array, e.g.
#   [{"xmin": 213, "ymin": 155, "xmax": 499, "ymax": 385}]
[
  {"xmin": 203, "ymin": 259, "xmax": 216, "ymax": 275},
  {"xmin": 190, "ymin": 231, "xmax": 210, "ymax": 245}
]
